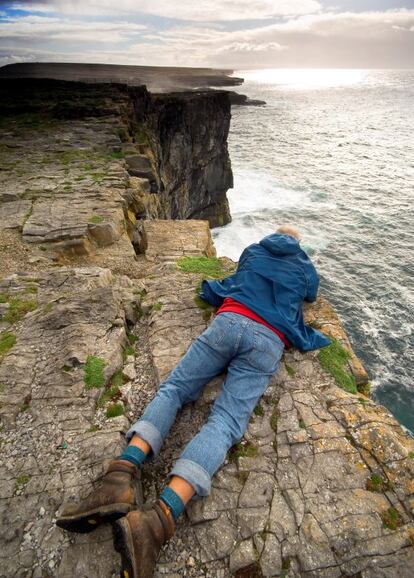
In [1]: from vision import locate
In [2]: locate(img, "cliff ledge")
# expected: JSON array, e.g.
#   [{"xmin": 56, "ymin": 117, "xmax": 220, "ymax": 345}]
[{"xmin": 0, "ymin": 79, "xmax": 413, "ymax": 578}]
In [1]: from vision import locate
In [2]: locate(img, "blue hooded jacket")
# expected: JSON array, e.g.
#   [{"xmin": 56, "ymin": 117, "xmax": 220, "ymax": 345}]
[{"xmin": 200, "ymin": 234, "xmax": 331, "ymax": 352}]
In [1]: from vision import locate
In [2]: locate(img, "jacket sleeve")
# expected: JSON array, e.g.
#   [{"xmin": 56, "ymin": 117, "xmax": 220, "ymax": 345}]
[
  {"xmin": 305, "ymin": 265, "xmax": 319, "ymax": 303},
  {"xmin": 199, "ymin": 279, "xmax": 225, "ymax": 307}
]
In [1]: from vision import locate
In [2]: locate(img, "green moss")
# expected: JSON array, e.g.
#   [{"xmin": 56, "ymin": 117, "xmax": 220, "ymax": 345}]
[
  {"xmin": 0, "ymin": 383, "xmax": 6, "ymax": 393},
  {"xmin": 270, "ymin": 408, "xmax": 280, "ymax": 432},
  {"xmin": 106, "ymin": 402, "xmax": 124, "ymax": 418},
  {"xmin": 43, "ymin": 302, "xmax": 54, "ymax": 314},
  {"xmin": 358, "ymin": 381, "xmax": 371, "ymax": 397},
  {"xmin": 194, "ymin": 288, "xmax": 216, "ymax": 322},
  {"xmin": 0, "ymin": 293, "xmax": 8, "ymax": 303},
  {"xmin": 84, "ymin": 355, "xmax": 106, "ymax": 389},
  {"xmin": 2, "ymin": 297, "xmax": 37, "ymax": 324},
  {"xmin": 20, "ymin": 401, "xmax": 30, "ymax": 412},
  {"xmin": 88, "ymin": 214, "xmax": 105, "ymax": 224},
  {"xmin": 317, "ymin": 339, "xmax": 357, "ymax": 394},
  {"xmin": 380, "ymin": 507, "xmax": 403, "ymax": 530},
  {"xmin": 366, "ymin": 472, "xmax": 389, "ymax": 493},
  {"xmin": 127, "ymin": 333, "xmax": 138, "ymax": 345},
  {"xmin": 408, "ymin": 451, "xmax": 414, "ymax": 459},
  {"xmin": 24, "ymin": 286, "xmax": 38, "ymax": 295},
  {"xmin": 177, "ymin": 256, "xmax": 226, "ymax": 279},
  {"xmin": 97, "ymin": 385, "xmax": 121, "ymax": 408},
  {"xmin": 230, "ymin": 440, "xmax": 258, "ymax": 461},
  {"xmin": 0, "ymin": 331, "xmax": 16, "ymax": 358},
  {"xmin": 108, "ymin": 151, "xmax": 125, "ymax": 159},
  {"xmin": 39, "ymin": 245, "xmax": 48, "ymax": 252},
  {"xmin": 111, "ymin": 369, "xmax": 124, "ymax": 388},
  {"xmin": 91, "ymin": 172, "xmax": 106, "ymax": 182},
  {"xmin": 299, "ymin": 418, "xmax": 306, "ymax": 429},
  {"xmin": 15, "ymin": 473, "xmax": 30, "ymax": 489},
  {"xmin": 151, "ymin": 301, "xmax": 163, "ymax": 312},
  {"xmin": 123, "ymin": 344, "xmax": 135, "ymax": 359},
  {"xmin": 254, "ymin": 404, "xmax": 264, "ymax": 417},
  {"xmin": 285, "ymin": 363, "xmax": 296, "ymax": 376}
]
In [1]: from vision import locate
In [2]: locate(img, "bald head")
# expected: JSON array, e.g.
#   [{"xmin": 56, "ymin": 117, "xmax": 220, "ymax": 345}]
[{"xmin": 276, "ymin": 224, "xmax": 301, "ymax": 241}]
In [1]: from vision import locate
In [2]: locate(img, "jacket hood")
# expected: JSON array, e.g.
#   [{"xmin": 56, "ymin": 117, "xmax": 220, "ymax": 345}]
[{"xmin": 259, "ymin": 234, "xmax": 301, "ymax": 256}]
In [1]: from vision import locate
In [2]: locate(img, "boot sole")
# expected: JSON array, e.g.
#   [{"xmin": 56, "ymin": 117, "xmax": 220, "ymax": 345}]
[
  {"xmin": 113, "ymin": 517, "xmax": 137, "ymax": 578},
  {"xmin": 56, "ymin": 503, "xmax": 133, "ymax": 534}
]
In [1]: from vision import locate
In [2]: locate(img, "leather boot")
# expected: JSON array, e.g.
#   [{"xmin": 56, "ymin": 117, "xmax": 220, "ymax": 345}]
[
  {"xmin": 56, "ymin": 459, "xmax": 140, "ymax": 533},
  {"xmin": 113, "ymin": 500, "xmax": 175, "ymax": 578}
]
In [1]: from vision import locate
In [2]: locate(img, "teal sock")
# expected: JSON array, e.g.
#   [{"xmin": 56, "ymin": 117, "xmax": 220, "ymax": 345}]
[
  {"xmin": 119, "ymin": 445, "xmax": 146, "ymax": 468},
  {"xmin": 159, "ymin": 487, "xmax": 185, "ymax": 521}
]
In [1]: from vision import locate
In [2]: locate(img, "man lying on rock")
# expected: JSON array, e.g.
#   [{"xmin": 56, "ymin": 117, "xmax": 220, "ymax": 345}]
[{"xmin": 57, "ymin": 224, "xmax": 330, "ymax": 578}]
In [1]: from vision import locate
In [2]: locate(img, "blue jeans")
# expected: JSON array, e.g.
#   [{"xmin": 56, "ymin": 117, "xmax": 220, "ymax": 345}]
[{"xmin": 126, "ymin": 312, "xmax": 284, "ymax": 496}]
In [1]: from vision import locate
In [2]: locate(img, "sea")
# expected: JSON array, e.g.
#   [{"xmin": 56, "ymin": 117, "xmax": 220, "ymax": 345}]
[{"xmin": 212, "ymin": 69, "xmax": 414, "ymax": 435}]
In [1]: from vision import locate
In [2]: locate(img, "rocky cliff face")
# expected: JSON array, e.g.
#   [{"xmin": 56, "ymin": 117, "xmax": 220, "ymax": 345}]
[
  {"xmin": 0, "ymin": 79, "xmax": 413, "ymax": 578},
  {"xmin": 145, "ymin": 91, "xmax": 233, "ymax": 227},
  {"xmin": 0, "ymin": 78, "xmax": 232, "ymax": 248}
]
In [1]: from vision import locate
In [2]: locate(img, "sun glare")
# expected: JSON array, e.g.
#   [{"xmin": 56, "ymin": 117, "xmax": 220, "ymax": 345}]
[{"xmin": 238, "ymin": 68, "xmax": 368, "ymax": 89}]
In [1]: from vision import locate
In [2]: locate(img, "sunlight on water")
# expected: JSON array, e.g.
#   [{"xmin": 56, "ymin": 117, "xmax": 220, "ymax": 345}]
[{"xmin": 238, "ymin": 68, "xmax": 368, "ymax": 90}]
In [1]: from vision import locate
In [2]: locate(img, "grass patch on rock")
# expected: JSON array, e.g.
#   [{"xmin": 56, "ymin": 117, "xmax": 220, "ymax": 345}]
[
  {"xmin": 285, "ymin": 363, "xmax": 296, "ymax": 376},
  {"xmin": 0, "ymin": 331, "xmax": 16, "ymax": 359},
  {"xmin": 254, "ymin": 404, "xmax": 264, "ymax": 417},
  {"xmin": 84, "ymin": 355, "xmax": 106, "ymax": 389},
  {"xmin": 2, "ymin": 296, "xmax": 37, "ymax": 324},
  {"xmin": 88, "ymin": 214, "xmax": 105, "ymax": 224},
  {"xmin": 106, "ymin": 402, "xmax": 124, "ymax": 418},
  {"xmin": 317, "ymin": 339, "xmax": 357, "ymax": 394},
  {"xmin": 270, "ymin": 408, "xmax": 280, "ymax": 432},
  {"xmin": 97, "ymin": 369, "xmax": 124, "ymax": 408},
  {"xmin": 123, "ymin": 344, "xmax": 135, "ymax": 360},
  {"xmin": 177, "ymin": 256, "xmax": 226, "ymax": 279},
  {"xmin": 97, "ymin": 385, "xmax": 121, "ymax": 408},
  {"xmin": 15, "ymin": 473, "xmax": 31, "ymax": 493},
  {"xmin": 366, "ymin": 472, "xmax": 389, "ymax": 493},
  {"xmin": 380, "ymin": 507, "xmax": 403, "ymax": 530},
  {"xmin": 229, "ymin": 440, "xmax": 258, "ymax": 461},
  {"xmin": 108, "ymin": 151, "xmax": 125, "ymax": 159}
]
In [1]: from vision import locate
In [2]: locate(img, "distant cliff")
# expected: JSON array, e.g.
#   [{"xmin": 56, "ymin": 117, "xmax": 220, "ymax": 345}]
[{"xmin": 0, "ymin": 78, "xmax": 233, "ymax": 233}]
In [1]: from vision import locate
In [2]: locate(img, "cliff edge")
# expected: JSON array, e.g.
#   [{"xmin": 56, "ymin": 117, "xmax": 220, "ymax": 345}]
[{"xmin": 0, "ymin": 79, "xmax": 413, "ymax": 578}]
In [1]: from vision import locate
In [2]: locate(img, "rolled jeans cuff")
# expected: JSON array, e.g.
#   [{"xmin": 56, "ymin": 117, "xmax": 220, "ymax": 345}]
[
  {"xmin": 170, "ymin": 458, "xmax": 211, "ymax": 497},
  {"xmin": 125, "ymin": 420, "xmax": 163, "ymax": 456}
]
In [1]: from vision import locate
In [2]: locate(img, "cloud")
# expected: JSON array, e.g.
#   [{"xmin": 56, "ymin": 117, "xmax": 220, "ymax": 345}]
[
  {"xmin": 0, "ymin": 14, "xmax": 147, "ymax": 44},
  {"xmin": 7, "ymin": 0, "xmax": 322, "ymax": 21},
  {"xmin": 0, "ymin": 5, "xmax": 413, "ymax": 69}
]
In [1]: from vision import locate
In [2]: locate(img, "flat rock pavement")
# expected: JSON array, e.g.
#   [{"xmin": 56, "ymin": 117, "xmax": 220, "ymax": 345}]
[
  {"xmin": 129, "ymin": 222, "xmax": 414, "ymax": 578},
  {"xmin": 0, "ymin": 218, "xmax": 413, "ymax": 578}
]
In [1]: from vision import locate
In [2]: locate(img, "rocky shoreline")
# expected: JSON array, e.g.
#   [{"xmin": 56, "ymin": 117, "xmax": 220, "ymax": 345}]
[{"xmin": 0, "ymin": 77, "xmax": 413, "ymax": 578}]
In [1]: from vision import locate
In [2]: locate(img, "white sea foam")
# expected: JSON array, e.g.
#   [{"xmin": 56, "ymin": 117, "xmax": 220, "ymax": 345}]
[{"xmin": 227, "ymin": 169, "xmax": 305, "ymax": 215}]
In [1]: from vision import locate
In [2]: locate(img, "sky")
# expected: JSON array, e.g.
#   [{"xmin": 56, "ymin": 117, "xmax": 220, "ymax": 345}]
[{"xmin": 0, "ymin": 1, "xmax": 413, "ymax": 69}]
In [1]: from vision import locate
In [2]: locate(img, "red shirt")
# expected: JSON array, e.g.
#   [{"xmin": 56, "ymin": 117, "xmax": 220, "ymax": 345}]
[{"xmin": 216, "ymin": 298, "xmax": 291, "ymax": 349}]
